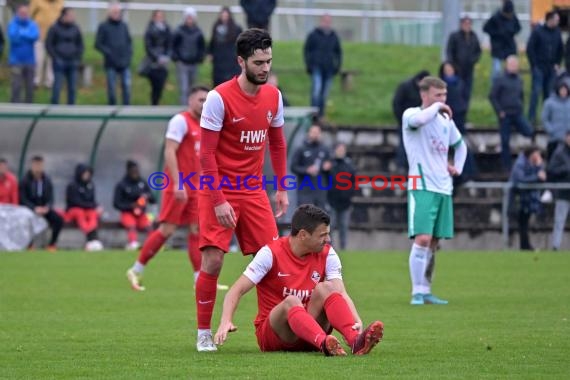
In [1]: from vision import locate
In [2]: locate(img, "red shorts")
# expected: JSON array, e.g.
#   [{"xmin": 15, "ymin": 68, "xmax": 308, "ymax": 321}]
[
  {"xmin": 158, "ymin": 191, "xmax": 198, "ymax": 225},
  {"xmin": 198, "ymin": 192, "xmax": 278, "ymax": 254},
  {"xmin": 255, "ymin": 318, "xmax": 316, "ymax": 352},
  {"xmin": 65, "ymin": 207, "xmax": 99, "ymax": 233},
  {"xmin": 120, "ymin": 212, "xmax": 151, "ymax": 230}
]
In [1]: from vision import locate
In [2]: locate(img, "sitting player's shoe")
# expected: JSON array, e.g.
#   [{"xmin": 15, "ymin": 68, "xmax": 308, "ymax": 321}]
[
  {"xmin": 351, "ymin": 321, "xmax": 384, "ymax": 355},
  {"xmin": 47, "ymin": 245, "xmax": 57, "ymax": 253},
  {"xmin": 410, "ymin": 293, "xmax": 425, "ymax": 305},
  {"xmin": 196, "ymin": 331, "xmax": 217, "ymax": 352},
  {"xmin": 85, "ymin": 240, "xmax": 104, "ymax": 252},
  {"xmin": 423, "ymin": 294, "xmax": 448, "ymax": 305},
  {"xmin": 126, "ymin": 268, "xmax": 145, "ymax": 291},
  {"xmin": 321, "ymin": 335, "xmax": 347, "ymax": 356}
]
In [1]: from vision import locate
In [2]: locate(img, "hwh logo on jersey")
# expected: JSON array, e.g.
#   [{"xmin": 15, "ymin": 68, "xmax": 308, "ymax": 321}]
[
  {"xmin": 283, "ymin": 287, "xmax": 313, "ymax": 303},
  {"xmin": 240, "ymin": 129, "xmax": 267, "ymax": 144}
]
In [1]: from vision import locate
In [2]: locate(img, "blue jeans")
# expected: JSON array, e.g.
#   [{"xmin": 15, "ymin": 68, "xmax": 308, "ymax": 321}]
[
  {"xmin": 51, "ymin": 60, "xmax": 77, "ymax": 105},
  {"xmin": 528, "ymin": 66, "xmax": 555, "ymax": 123},
  {"xmin": 491, "ymin": 58, "xmax": 503, "ymax": 82},
  {"xmin": 331, "ymin": 207, "xmax": 351, "ymax": 250},
  {"xmin": 499, "ymin": 114, "xmax": 534, "ymax": 170},
  {"xmin": 310, "ymin": 68, "xmax": 333, "ymax": 116},
  {"xmin": 106, "ymin": 68, "xmax": 131, "ymax": 105}
]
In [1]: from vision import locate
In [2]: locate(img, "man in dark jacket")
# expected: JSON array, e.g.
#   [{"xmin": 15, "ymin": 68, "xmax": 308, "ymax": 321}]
[
  {"xmin": 547, "ymin": 131, "xmax": 570, "ymax": 250},
  {"xmin": 113, "ymin": 160, "xmax": 156, "ymax": 250},
  {"xmin": 46, "ymin": 7, "xmax": 83, "ymax": 105},
  {"xmin": 509, "ymin": 146, "xmax": 546, "ymax": 251},
  {"xmin": 489, "ymin": 55, "xmax": 533, "ymax": 170},
  {"xmin": 240, "ymin": 0, "xmax": 276, "ymax": 30},
  {"xmin": 0, "ymin": 23, "xmax": 4, "ymax": 60},
  {"xmin": 483, "ymin": 0, "xmax": 521, "ymax": 79},
  {"xmin": 95, "ymin": 2, "xmax": 133, "ymax": 105},
  {"xmin": 19, "ymin": 156, "xmax": 63, "ymax": 251},
  {"xmin": 65, "ymin": 163, "xmax": 103, "ymax": 251},
  {"xmin": 446, "ymin": 16, "xmax": 481, "ymax": 107},
  {"xmin": 304, "ymin": 14, "xmax": 342, "ymax": 117},
  {"xmin": 290, "ymin": 123, "xmax": 332, "ymax": 209},
  {"xmin": 526, "ymin": 11, "xmax": 563, "ymax": 124},
  {"xmin": 142, "ymin": 10, "xmax": 171, "ymax": 106},
  {"xmin": 172, "ymin": 7, "xmax": 205, "ymax": 105},
  {"xmin": 326, "ymin": 143, "xmax": 356, "ymax": 250},
  {"xmin": 392, "ymin": 70, "xmax": 430, "ymax": 171}
]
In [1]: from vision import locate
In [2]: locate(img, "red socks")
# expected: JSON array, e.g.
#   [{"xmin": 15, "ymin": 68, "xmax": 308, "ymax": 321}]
[
  {"xmin": 196, "ymin": 271, "xmax": 218, "ymax": 329},
  {"xmin": 137, "ymin": 230, "xmax": 167, "ymax": 265},
  {"xmin": 127, "ymin": 229, "xmax": 138, "ymax": 244},
  {"xmin": 188, "ymin": 233, "xmax": 201, "ymax": 272},
  {"xmin": 323, "ymin": 292, "xmax": 359, "ymax": 346},
  {"xmin": 287, "ymin": 306, "xmax": 327, "ymax": 349}
]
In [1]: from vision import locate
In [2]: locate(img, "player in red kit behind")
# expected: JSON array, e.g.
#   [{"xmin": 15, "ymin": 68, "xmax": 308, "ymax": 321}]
[
  {"xmin": 196, "ymin": 28, "xmax": 289, "ymax": 351},
  {"xmin": 125, "ymin": 86, "xmax": 229, "ymax": 291},
  {"xmin": 214, "ymin": 205, "xmax": 384, "ymax": 356}
]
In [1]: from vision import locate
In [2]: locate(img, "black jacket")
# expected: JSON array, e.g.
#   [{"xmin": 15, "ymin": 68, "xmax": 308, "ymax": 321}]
[
  {"xmin": 440, "ymin": 74, "xmax": 467, "ymax": 115},
  {"xmin": 326, "ymin": 157, "xmax": 356, "ymax": 211},
  {"xmin": 209, "ymin": 21, "xmax": 242, "ymax": 86},
  {"xmin": 46, "ymin": 19, "xmax": 84, "ymax": 64},
  {"xmin": 304, "ymin": 27, "xmax": 342, "ymax": 76},
  {"xmin": 113, "ymin": 175, "xmax": 156, "ymax": 212},
  {"xmin": 526, "ymin": 24, "xmax": 563, "ymax": 69},
  {"xmin": 291, "ymin": 140, "xmax": 331, "ymax": 190},
  {"xmin": 171, "ymin": 24, "xmax": 205, "ymax": 65},
  {"xmin": 547, "ymin": 143, "xmax": 570, "ymax": 200},
  {"xmin": 144, "ymin": 21, "xmax": 171, "ymax": 65},
  {"xmin": 483, "ymin": 11, "xmax": 521, "ymax": 59},
  {"xmin": 240, "ymin": 0, "xmax": 276, "ymax": 29},
  {"xmin": 489, "ymin": 72, "xmax": 524, "ymax": 116},
  {"xmin": 95, "ymin": 18, "xmax": 133, "ymax": 70},
  {"xmin": 446, "ymin": 30, "xmax": 481, "ymax": 75},
  {"xmin": 19, "ymin": 171, "xmax": 54, "ymax": 209},
  {"xmin": 0, "ymin": 24, "xmax": 5, "ymax": 59},
  {"xmin": 564, "ymin": 37, "xmax": 570, "ymax": 73},
  {"xmin": 66, "ymin": 164, "xmax": 97, "ymax": 210},
  {"xmin": 509, "ymin": 153, "xmax": 544, "ymax": 214},
  {"xmin": 392, "ymin": 72, "xmax": 426, "ymax": 125}
]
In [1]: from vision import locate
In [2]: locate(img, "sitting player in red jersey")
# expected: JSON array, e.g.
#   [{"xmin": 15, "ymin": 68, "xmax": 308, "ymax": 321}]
[{"xmin": 214, "ymin": 205, "xmax": 384, "ymax": 356}]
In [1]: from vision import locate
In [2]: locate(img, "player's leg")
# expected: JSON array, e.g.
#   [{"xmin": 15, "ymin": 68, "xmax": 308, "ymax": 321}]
[
  {"xmin": 188, "ymin": 223, "xmax": 201, "ymax": 282},
  {"xmin": 233, "ymin": 194, "xmax": 278, "ymax": 255},
  {"xmin": 120, "ymin": 212, "xmax": 139, "ymax": 250}
]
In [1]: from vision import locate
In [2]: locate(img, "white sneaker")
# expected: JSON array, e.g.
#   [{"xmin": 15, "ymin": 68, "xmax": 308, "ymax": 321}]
[
  {"xmin": 126, "ymin": 268, "xmax": 145, "ymax": 291},
  {"xmin": 125, "ymin": 241, "xmax": 140, "ymax": 251},
  {"xmin": 196, "ymin": 331, "xmax": 217, "ymax": 352},
  {"xmin": 85, "ymin": 240, "xmax": 104, "ymax": 251}
]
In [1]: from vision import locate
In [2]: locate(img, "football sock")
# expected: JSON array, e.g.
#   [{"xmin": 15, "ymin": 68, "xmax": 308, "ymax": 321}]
[
  {"xmin": 188, "ymin": 233, "xmax": 201, "ymax": 272},
  {"xmin": 196, "ymin": 271, "xmax": 218, "ymax": 329},
  {"xmin": 127, "ymin": 229, "xmax": 138, "ymax": 244},
  {"xmin": 323, "ymin": 292, "xmax": 359, "ymax": 346},
  {"xmin": 132, "ymin": 261, "xmax": 145, "ymax": 274},
  {"xmin": 422, "ymin": 248, "xmax": 435, "ymax": 293},
  {"xmin": 137, "ymin": 230, "xmax": 167, "ymax": 265},
  {"xmin": 287, "ymin": 305, "xmax": 326, "ymax": 349},
  {"xmin": 409, "ymin": 243, "xmax": 430, "ymax": 295}
]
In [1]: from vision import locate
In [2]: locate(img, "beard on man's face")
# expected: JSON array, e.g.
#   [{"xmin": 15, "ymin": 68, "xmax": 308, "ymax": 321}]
[{"xmin": 245, "ymin": 65, "xmax": 268, "ymax": 85}]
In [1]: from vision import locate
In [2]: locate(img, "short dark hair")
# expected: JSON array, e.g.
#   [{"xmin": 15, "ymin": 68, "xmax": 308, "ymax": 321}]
[
  {"xmin": 31, "ymin": 155, "xmax": 43, "ymax": 162},
  {"xmin": 190, "ymin": 85, "xmax": 210, "ymax": 95},
  {"xmin": 523, "ymin": 145, "xmax": 541, "ymax": 158},
  {"xmin": 545, "ymin": 10, "xmax": 558, "ymax": 21},
  {"xmin": 0, "ymin": 157, "xmax": 7, "ymax": 164},
  {"xmin": 236, "ymin": 28, "xmax": 272, "ymax": 60},
  {"xmin": 290, "ymin": 204, "xmax": 330, "ymax": 236},
  {"xmin": 60, "ymin": 7, "xmax": 72, "ymax": 18}
]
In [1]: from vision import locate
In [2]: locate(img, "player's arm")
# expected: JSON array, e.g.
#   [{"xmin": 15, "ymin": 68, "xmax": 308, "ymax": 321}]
[
  {"xmin": 214, "ymin": 275, "xmax": 256, "ymax": 345},
  {"xmin": 268, "ymin": 91, "xmax": 289, "ymax": 218},
  {"xmin": 448, "ymin": 123, "xmax": 467, "ymax": 177},
  {"xmin": 406, "ymin": 102, "xmax": 452, "ymax": 128},
  {"xmin": 164, "ymin": 114, "xmax": 188, "ymax": 201}
]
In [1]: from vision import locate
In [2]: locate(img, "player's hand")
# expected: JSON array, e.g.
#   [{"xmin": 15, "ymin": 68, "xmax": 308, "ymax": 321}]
[
  {"xmin": 352, "ymin": 320, "xmax": 363, "ymax": 333},
  {"xmin": 214, "ymin": 321, "xmax": 238, "ymax": 345},
  {"xmin": 274, "ymin": 191, "xmax": 289, "ymax": 218},
  {"xmin": 438, "ymin": 104, "xmax": 453, "ymax": 120},
  {"xmin": 447, "ymin": 164, "xmax": 459, "ymax": 177},
  {"xmin": 214, "ymin": 201, "xmax": 237, "ymax": 229},
  {"xmin": 322, "ymin": 160, "xmax": 332, "ymax": 172},
  {"xmin": 306, "ymin": 164, "xmax": 319, "ymax": 176},
  {"xmin": 538, "ymin": 170, "xmax": 547, "ymax": 181},
  {"xmin": 174, "ymin": 188, "xmax": 188, "ymax": 203}
]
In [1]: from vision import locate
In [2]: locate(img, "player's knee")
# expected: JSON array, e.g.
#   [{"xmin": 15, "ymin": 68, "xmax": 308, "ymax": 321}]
[
  {"xmin": 201, "ymin": 247, "xmax": 224, "ymax": 274},
  {"xmin": 283, "ymin": 295, "xmax": 303, "ymax": 309},
  {"xmin": 414, "ymin": 235, "xmax": 431, "ymax": 247},
  {"xmin": 189, "ymin": 224, "xmax": 199, "ymax": 235},
  {"xmin": 313, "ymin": 281, "xmax": 335, "ymax": 297},
  {"xmin": 158, "ymin": 223, "xmax": 176, "ymax": 237}
]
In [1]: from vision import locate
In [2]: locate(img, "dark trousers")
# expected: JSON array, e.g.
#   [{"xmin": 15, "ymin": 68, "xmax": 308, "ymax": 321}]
[
  {"xmin": 148, "ymin": 67, "xmax": 168, "ymax": 106},
  {"xmin": 310, "ymin": 68, "xmax": 334, "ymax": 117},
  {"xmin": 499, "ymin": 114, "xmax": 534, "ymax": 170},
  {"xmin": 459, "ymin": 69, "xmax": 474, "ymax": 107},
  {"xmin": 331, "ymin": 207, "xmax": 351, "ymax": 250},
  {"xmin": 528, "ymin": 66, "xmax": 555, "ymax": 123},
  {"xmin": 546, "ymin": 141, "xmax": 560, "ymax": 163},
  {"xmin": 105, "ymin": 68, "xmax": 131, "ymax": 105},
  {"xmin": 10, "ymin": 64, "xmax": 35, "ymax": 103},
  {"xmin": 518, "ymin": 209, "xmax": 532, "ymax": 250},
  {"xmin": 44, "ymin": 209, "xmax": 64, "ymax": 246},
  {"xmin": 51, "ymin": 60, "xmax": 78, "ymax": 104}
]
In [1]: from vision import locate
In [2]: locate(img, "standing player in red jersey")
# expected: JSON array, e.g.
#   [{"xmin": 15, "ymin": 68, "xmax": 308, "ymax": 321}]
[
  {"xmin": 196, "ymin": 28, "xmax": 289, "ymax": 351},
  {"xmin": 214, "ymin": 205, "xmax": 384, "ymax": 356},
  {"xmin": 125, "ymin": 86, "xmax": 229, "ymax": 291}
]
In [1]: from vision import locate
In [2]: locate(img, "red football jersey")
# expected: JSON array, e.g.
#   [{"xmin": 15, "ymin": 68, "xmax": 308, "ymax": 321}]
[
  {"xmin": 200, "ymin": 77, "xmax": 284, "ymax": 196},
  {"xmin": 243, "ymin": 237, "xmax": 343, "ymax": 328},
  {"xmin": 164, "ymin": 111, "xmax": 201, "ymax": 192}
]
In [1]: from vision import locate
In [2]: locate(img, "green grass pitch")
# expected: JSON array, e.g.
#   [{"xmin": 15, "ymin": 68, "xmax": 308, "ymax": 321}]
[{"xmin": 1, "ymin": 250, "xmax": 569, "ymax": 379}]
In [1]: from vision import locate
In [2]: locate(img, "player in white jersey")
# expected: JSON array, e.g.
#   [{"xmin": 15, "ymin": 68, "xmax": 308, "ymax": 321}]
[{"xmin": 402, "ymin": 76, "xmax": 467, "ymax": 305}]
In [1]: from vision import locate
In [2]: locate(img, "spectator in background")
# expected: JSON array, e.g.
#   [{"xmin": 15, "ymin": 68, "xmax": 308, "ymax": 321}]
[
  {"xmin": 143, "ymin": 10, "xmax": 171, "ymax": 106},
  {"xmin": 20, "ymin": 156, "xmax": 63, "ymax": 251},
  {"xmin": 541, "ymin": 81, "xmax": 570, "ymax": 161},
  {"xmin": 209, "ymin": 6, "xmax": 242, "ymax": 86},
  {"xmin": 113, "ymin": 160, "xmax": 156, "ymax": 250},
  {"xmin": 240, "ymin": 0, "xmax": 276, "ymax": 30},
  {"xmin": 446, "ymin": 15, "xmax": 481, "ymax": 107},
  {"xmin": 392, "ymin": 70, "xmax": 430, "ymax": 171},
  {"xmin": 489, "ymin": 55, "xmax": 533, "ymax": 170},
  {"xmin": 172, "ymin": 7, "xmax": 205, "ymax": 106},
  {"xmin": 30, "ymin": 0, "xmax": 63, "ymax": 89},
  {"xmin": 8, "ymin": 4, "xmax": 39, "ymax": 104},
  {"xmin": 304, "ymin": 14, "xmax": 342, "ymax": 118},
  {"xmin": 65, "ymin": 163, "xmax": 103, "ymax": 251},
  {"xmin": 267, "ymin": 72, "xmax": 290, "ymax": 106},
  {"xmin": 46, "ymin": 7, "xmax": 84, "ymax": 105},
  {"xmin": 325, "ymin": 143, "xmax": 356, "ymax": 250},
  {"xmin": 290, "ymin": 123, "xmax": 332, "ymax": 209},
  {"xmin": 95, "ymin": 2, "xmax": 133, "ymax": 105},
  {"xmin": 483, "ymin": 0, "xmax": 521, "ymax": 80},
  {"xmin": 526, "ymin": 11, "xmax": 563, "ymax": 125},
  {"xmin": 509, "ymin": 146, "xmax": 546, "ymax": 251},
  {"xmin": 0, "ymin": 158, "xmax": 19, "ymax": 205},
  {"xmin": 0, "ymin": 24, "xmax": 4, "ymax": 60},
  {"xmin": 547, "ymin": 131, "xmax": 570, "ymax": 251}
]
